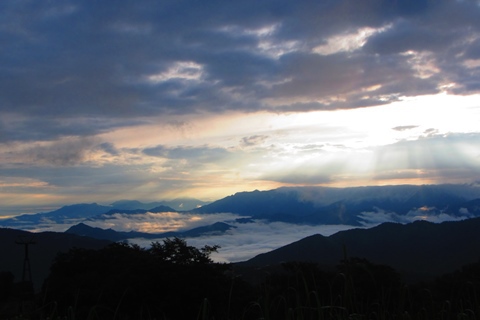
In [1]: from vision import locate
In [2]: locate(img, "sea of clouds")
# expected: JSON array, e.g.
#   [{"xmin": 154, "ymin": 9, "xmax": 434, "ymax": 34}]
[{"xmin": 17, "ymin": 206, "xmax": 474, "ymax": 263}]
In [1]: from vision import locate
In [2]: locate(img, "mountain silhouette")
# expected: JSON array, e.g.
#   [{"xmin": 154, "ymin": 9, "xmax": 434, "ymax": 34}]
[
  {"xmin": 110, "ymin": 198, "xmax": 209, "ymax": 211},
  {"xmin": 193, "ymin": 184, "xmax": 480, "ymax": 225},
  {"xmin": 0, "ymin": 203, "xmax": 113, "ymax": 229},
  {"xmin": 240, "ymin": 217, "xmax": 480, "ymax": 281},
  {"xmin": 0, "ymin": 200, "xmax": 203, "ymax": 230},
  {"xmin": 103, "ymin": 205, "xmax": 176, "ymax": 216},
  {"xmin": 65, "ymin": 221, "xmax": 235, "ymax": 241}
]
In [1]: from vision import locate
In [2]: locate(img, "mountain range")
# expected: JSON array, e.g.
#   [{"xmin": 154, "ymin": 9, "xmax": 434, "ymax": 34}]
[
  {"xmin": 0, "ymin": 199, "xmax": 201, "ymax": 230},
  {"xmin": 193, "ymin": 184, "xmax": 480, "ymax": 225},
  {"xmin": 1, "ymin": 184, "xmax": 480, "ymax": 231}
]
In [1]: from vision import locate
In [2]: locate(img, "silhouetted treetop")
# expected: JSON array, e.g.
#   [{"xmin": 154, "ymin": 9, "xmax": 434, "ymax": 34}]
[{"xmin": 150, "ymin": 237, "xmax": 219, "ymax": 265}]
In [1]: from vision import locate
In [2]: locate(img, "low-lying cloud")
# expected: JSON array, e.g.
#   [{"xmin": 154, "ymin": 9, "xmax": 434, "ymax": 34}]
[
  {"xmin": 358, "ymin": 206, "xmax": 473, "ymax": 226},
  {"xmin": 127, "ymin": 219, "xmax": 357, "ymax": 263},
  {"xmin": 14, "ymin": 205, "xmax": 479, "ymax": 263}
]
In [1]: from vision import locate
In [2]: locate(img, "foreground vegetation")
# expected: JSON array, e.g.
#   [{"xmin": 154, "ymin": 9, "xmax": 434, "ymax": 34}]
[{"xmin": 2, "ymin": 238, "xmax": 480, "ymax": 319}]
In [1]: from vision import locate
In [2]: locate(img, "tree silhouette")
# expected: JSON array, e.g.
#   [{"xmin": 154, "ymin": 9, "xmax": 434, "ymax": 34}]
[
  {"xmin": 150, "ymin": 237, "xmax": 219, "ymax": 265},
  {"xmin": 41, "ymin": 238, "xmax": 242, "ymax": 319}
]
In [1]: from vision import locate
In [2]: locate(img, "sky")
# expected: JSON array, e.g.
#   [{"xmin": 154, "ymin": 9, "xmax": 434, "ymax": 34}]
[{"xmin": 1, "ymin": 0, "xmax": 480, "ymax": 216}]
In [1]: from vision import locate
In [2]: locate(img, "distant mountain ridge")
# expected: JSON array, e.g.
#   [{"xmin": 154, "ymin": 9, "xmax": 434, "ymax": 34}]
[
  {"xmin": 65, "ymin": 221, "xmax": 235, "ymax": 241},
  {"xmin": 240, "ymin": 217, "xmax": 480, "ymax": 281},
  {"xmin": 194, "ymin": 184, "xmax": 480, "ymax": 225},
  {"xmin": 104, "ymin": 205, "xmax": 176, "ymax": 216},
  {"xmin": 0, "ymin": 203, "xmax": 113, "ymax": 229},
  {"xmin": 110, "ymin": 198, "xmax": 209, "ymax": 211},
  {"xmin": 0, "ymin": 199, "xmax": 202, "ymax": 230}
]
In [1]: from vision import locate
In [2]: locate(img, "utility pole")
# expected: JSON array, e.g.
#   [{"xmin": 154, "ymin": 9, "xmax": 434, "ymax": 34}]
[
  {"xmin": 15, "ymin": 236, "xmax": 36, "ymax": 315},
  {"xmin": 15, "ymin": 236, "xmax": 36, "ymax": 283}
]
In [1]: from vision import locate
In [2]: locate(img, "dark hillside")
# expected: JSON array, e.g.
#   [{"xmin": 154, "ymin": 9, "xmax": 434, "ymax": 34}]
[
  {"xmin": 0, "ymin": 228, "xmax": 111, "ymax": 290},
  {"xmin": 241, "ymin": 217, "xmax": 480, "ymax": 281}
]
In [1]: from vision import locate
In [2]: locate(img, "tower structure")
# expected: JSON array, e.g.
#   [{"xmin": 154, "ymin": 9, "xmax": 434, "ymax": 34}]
[{"xmin": 15, "ymin": 236, "xmax": 36, "ymax": 283}]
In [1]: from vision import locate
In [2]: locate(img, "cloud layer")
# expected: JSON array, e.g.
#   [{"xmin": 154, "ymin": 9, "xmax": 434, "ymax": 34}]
[
  {"xmin": 21, "ymin": 207, "xmax": 476, "ymax": 263},
  {"xmin": 2, "ymin": 1, "xmax": 480, "ymax": 141},
  {"xmin": 1, "ymin": 0, "xmax": 480, "ymax": 213}
]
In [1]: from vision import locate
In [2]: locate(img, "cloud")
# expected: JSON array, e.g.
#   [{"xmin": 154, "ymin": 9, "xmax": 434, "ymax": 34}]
[
  {"xmin": 89, "ymin": 212, "xmax": 243, "ymax": 234},
  {"xmin": 28, "ymin": 204, "xmax": 472, "ymax": 262},
  {"xmin": 143, "ymin": 145, "xmax": 231, "ymax": 164},
  {"xmin": 358, "ymin": 206, "xmax": 473, "ymax": 227},
  {"xmin": 13, "ymin": 205, "xmax": 358, "ymax": 262},
  {"xmin": 240, "ymin": 135, "xmax": 269, "ymax": 147},
  {"xmin": 189, "ymin": 222, "xmax": 358, "ymax": 263},
  {"xmin": 363, "ymin": 19, "xmax": 451, "ymax": 55},
  {"xmin": 0, "ymin": 0, "xmax": 479, "ymax": 143},
  {"xmin": 107, "ymin": 205, "xmax": 479, "ymax": 263},
  {"xmin": 97, "ymin": 142, "xmax": 120, "ymax": 156},
  {"xmin": 423, "ymin": 128, "xmax": 439, "ymax": 137},
  {"xmin": 0, "ymin": 115, "xmax": 146, "ymax": 143},
  {"xmin": 257, "ymin": 132, "xmax": 480, "ymax": 187},
  {"xmin": 14, "ymin": 204, "xmax": 477, "ymax": 263},
  {"xmin": 11, "ymin": 197, "xmax": 480, "ymax": 263},
  {"xmin": 0, "ymin": 0, "xmax": 479, "ymax": 212},
  {"xmin": 374, "ymin": 133, "xmax": 480, "ymax": 169},
  {"xmin": 127, "ymin": 219, "xmax": 358, "ymax": 263},
  {"xmin": 17, "ymin": 137, "xmax": 97, "ymax": 166},
  {"xmin": 264, "ymin": 172, "xmax": 333, "ymax": 185},
  {"xmin": 371, "ymin": 133, "xmax": 480, "ymax": 184},
  {"xmin": 392, "ymin": 125, "xmax": 418, "ymax": 131}
]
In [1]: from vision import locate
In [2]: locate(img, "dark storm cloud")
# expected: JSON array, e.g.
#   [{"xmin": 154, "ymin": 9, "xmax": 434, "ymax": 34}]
[{"xmin": 1, "ymin": 0, "xmax": 480, "ymax": 141}]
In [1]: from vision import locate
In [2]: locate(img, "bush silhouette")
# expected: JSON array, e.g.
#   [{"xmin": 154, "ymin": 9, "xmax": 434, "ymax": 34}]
[{"xmin": 42, "ymin": 238, "xmax": 244, "ymax": 319}]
